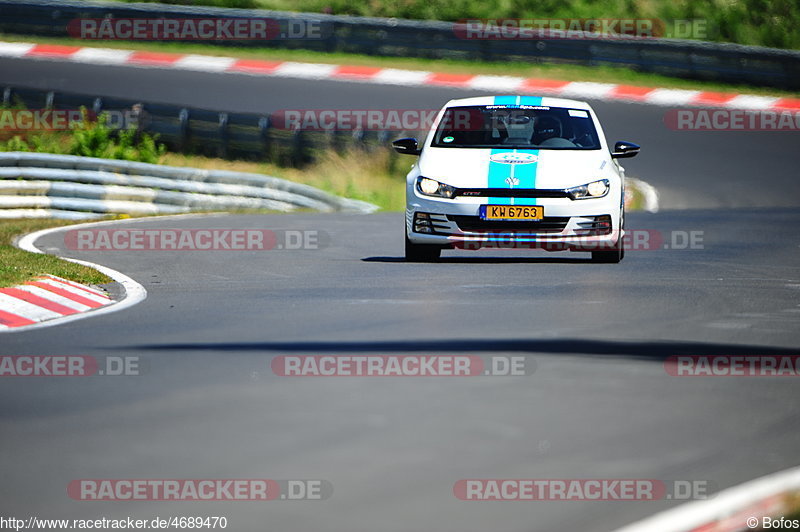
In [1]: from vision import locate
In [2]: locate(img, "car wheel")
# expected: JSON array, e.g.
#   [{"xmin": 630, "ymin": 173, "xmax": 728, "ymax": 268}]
[
  {"xmin": 405, "ymin": 235, "xmax": 441, "ymax": 262},
  {"xmin": 592, "ymin": 216, "xmax": 625, "ymax": 263},
  {"xmin": 591, "ymin": 242, "xmax": 624, "ymax": 263}
]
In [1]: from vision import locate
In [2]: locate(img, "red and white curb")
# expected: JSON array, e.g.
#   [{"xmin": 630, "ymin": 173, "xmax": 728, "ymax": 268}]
[
  {"xmin": 1, "ymin": 220, "xmax": 148, "ymax": 332},
  {"xmin": 0, "ymin": 274, "xmax": 112, "ymax": 329},
  {"xmin": 613, "ymin": 465, "xmax": 800, "ymax": 532},
  {"xmin": 1, "ymin": 41, "xmax": 798, "ymax": 111}
]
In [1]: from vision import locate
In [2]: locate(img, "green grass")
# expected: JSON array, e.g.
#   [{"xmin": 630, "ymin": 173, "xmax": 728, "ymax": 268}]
[
  {"xmin": 0, "ymin": 219, "xmax": 112, "ymax": 288},
  {"xmin": 2, "ymin": 33, "xmax": 797, "ymax": 97},
  {"xmin": 161, "ymin": 148, "xmax": 406, "ymax": 211}
]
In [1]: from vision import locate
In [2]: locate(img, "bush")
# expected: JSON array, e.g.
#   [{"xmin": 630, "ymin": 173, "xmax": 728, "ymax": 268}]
[
  {"xmin": 4, "ymin": 136, "xmax": 30, "ymax": 152},
  {"xmin": 0, "ymin": 107, "xmax": 166, "ymax": 164}
]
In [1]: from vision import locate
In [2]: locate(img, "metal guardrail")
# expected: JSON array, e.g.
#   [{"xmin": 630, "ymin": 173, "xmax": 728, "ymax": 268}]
[
  {"xmin": 0, "ymin": 152, "xmax": 378, "ymax": 218},
  {"xmin": 0, "ymin": 85, "xmax": 383, "ymax": 218},
  {"xmin": 1, "ymin": 0, "xmax": 799, "ymax": 89},
  {"xmin": 1, "ymin": 85, "xmax": 394, "ymax": 164}
]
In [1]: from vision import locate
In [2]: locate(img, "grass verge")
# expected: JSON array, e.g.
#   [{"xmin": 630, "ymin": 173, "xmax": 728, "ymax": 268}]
[
  {"xmin": 2, "ymin": 33, "xmax": 797, "ymax": 98},
  {"xmin": 161, "ymin": 148, "xmax": 406, "ymax": 211},
  {"xmin": 0, "ymin": 218, "xmax": 112, "ymax": 288}
]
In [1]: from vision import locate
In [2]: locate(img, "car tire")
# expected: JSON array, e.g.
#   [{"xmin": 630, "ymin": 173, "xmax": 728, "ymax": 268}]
[
  {"xmin": 591, "ymin": 243, "xmax": 624, "ymax": 263},
  {"xmin": 405, "ymin": 235, "xmax": 441, "ymax": 262},
  {"xmin": 592, "ymin": 213, "xmax": 625, "ymax": 263}
]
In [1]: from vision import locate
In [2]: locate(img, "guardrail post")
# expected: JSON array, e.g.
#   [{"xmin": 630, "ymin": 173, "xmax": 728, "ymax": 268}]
[
  {"xmin": 332, "ymin": 128, "xmax": 346, "ymax": 153},
  {"xmin": 218, "ymin": 112, "xmax": 229, "ymax": 159},
  {"xmin": 2, "ymin": 87, "xmax": 11, "ymax": 107},
  {"xmin": 44, "ymin": 91, "xmax": 55, "ymax": 109},
  {"xmin": 130, "ymin": 103, "xmax": 145, "ymax": 142},
  {"xmin": 352, "ymin": 128, "xmax": 365, "ymax": 150},
  {"xmin": 479, "ymin": 40, "xmax": 494, "ymax": 62},
  {"xmin": 91, "ymin": 97, "xmax": 103, "ymax": 125},
  {"xmin": 387, "ymin": 131, "xmax": 403, "ymax": 176},
  {"xmin": 324, "ymin": 127, "xmax": 336, "ymax": 151},
  {"xmin": 324, "ymin": 26, "xmax": 338, "ymax": 53},
  {"xmin": 291, "ymin": 126, "xmax": 305, "ymax": 167},
  {"xmin": 258, "ymin": 116, "xmax": 272, "ymax": 161},
  {"xmin": 178, "ymin": 108, "xmax": 190, "ymax": 153}
]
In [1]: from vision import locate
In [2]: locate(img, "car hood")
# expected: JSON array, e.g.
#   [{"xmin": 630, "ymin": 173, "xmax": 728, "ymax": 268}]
[{"xmin": 417, "ymin": 147, "xmax": 613, "ymax": 189}]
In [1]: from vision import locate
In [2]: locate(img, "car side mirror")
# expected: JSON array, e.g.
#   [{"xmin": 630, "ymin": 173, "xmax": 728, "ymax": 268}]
[
  {"xmin": 392, "ymin": 137, "xmax": 421, "ymax": 156},
  {"xmin": 611, "ymin": 141, "xmax": 640, "ymax": 159}
]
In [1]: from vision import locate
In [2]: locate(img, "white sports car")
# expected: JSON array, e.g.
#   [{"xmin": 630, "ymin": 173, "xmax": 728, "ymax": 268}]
[{"xmin": 394, "ymin": 95, "xmax": 640, "ymax": 263}]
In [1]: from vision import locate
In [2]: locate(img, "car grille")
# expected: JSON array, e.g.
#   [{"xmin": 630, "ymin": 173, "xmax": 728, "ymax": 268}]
[
  {"xmin": 454, "ymin": 188, "xmax": 570, "ymax": 198},
  {"xmin": 447, "ymin": 215, "xmax": 569, "ymax": 233},
  {"xmin": 575, "ymin": 215, "xmax": 612, "ymax": 236}
]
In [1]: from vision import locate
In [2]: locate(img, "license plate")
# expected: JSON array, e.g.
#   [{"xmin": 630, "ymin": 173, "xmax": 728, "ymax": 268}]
[{"xmin": 480, "ymin": 205, "xmax": 543, "ymax": 220}]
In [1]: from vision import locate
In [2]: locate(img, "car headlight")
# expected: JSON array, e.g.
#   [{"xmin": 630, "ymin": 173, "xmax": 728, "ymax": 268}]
[
  {"xmin": 566, "ymin": 179, "xmax": 609, "ymax": 200},
  {"xmin": 417, "ymin": 177, "xmax": 456, "ymax": 198}
]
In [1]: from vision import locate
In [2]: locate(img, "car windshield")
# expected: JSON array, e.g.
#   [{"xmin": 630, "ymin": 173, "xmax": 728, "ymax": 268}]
[{"xmin": 431, "ymin": 105, "xmax": 601, "ymax": 150}]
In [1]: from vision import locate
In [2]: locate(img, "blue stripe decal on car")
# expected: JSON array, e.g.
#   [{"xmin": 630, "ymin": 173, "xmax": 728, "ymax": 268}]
[
  {"xmin": 487, "ymin": 96, "xmax": 518, "ymax": 204},
  {"xmin": 511, "ymin": 149, "xmax": 540, "ymax": 206},
  {"xmin": 517, "ymin": 96, "xmax": 542, "ymax": 205},
  {"xmin": 518, "ymin": 96, "xmax": 542, "ymax": 205},
  {"xmin": 493, "ymin": 95, "xmax": 518, "ymax": 106},
  {"xmin": 486, "ymin": 96, "xmax": 543, "ymax": 205},
  {"xmin": 520, "ymin": 95, "xmax": 543, "ymax": 106},
  {"xmin": 488, "ymin": 148, "xmax": 512, "ymax": 205}
]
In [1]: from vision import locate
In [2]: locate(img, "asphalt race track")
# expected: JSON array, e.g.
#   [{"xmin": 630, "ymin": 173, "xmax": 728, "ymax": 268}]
[{"xmin": 1, "ymin": 55, "xmax": 799, "ymax": 532}]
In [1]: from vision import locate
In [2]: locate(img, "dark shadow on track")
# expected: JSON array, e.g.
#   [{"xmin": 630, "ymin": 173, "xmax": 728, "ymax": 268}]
[
  {"xmin": 362, "ymin": 256, "xmax": 596, "ymax": 264},
  {"xmin": 127, "ymin": 338, "xmax": 795, "ymax": 361}
]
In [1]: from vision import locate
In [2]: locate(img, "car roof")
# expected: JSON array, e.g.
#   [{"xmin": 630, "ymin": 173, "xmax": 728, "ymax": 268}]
[{"xmin": 443, "ymin": 95, "xmax": 593, "ymax": 110}]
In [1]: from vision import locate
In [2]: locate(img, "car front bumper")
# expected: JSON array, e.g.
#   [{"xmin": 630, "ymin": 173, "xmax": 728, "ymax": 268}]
[{"xmin": 406, "ymin": 192, "xmax": 623, "ymax": 251}]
